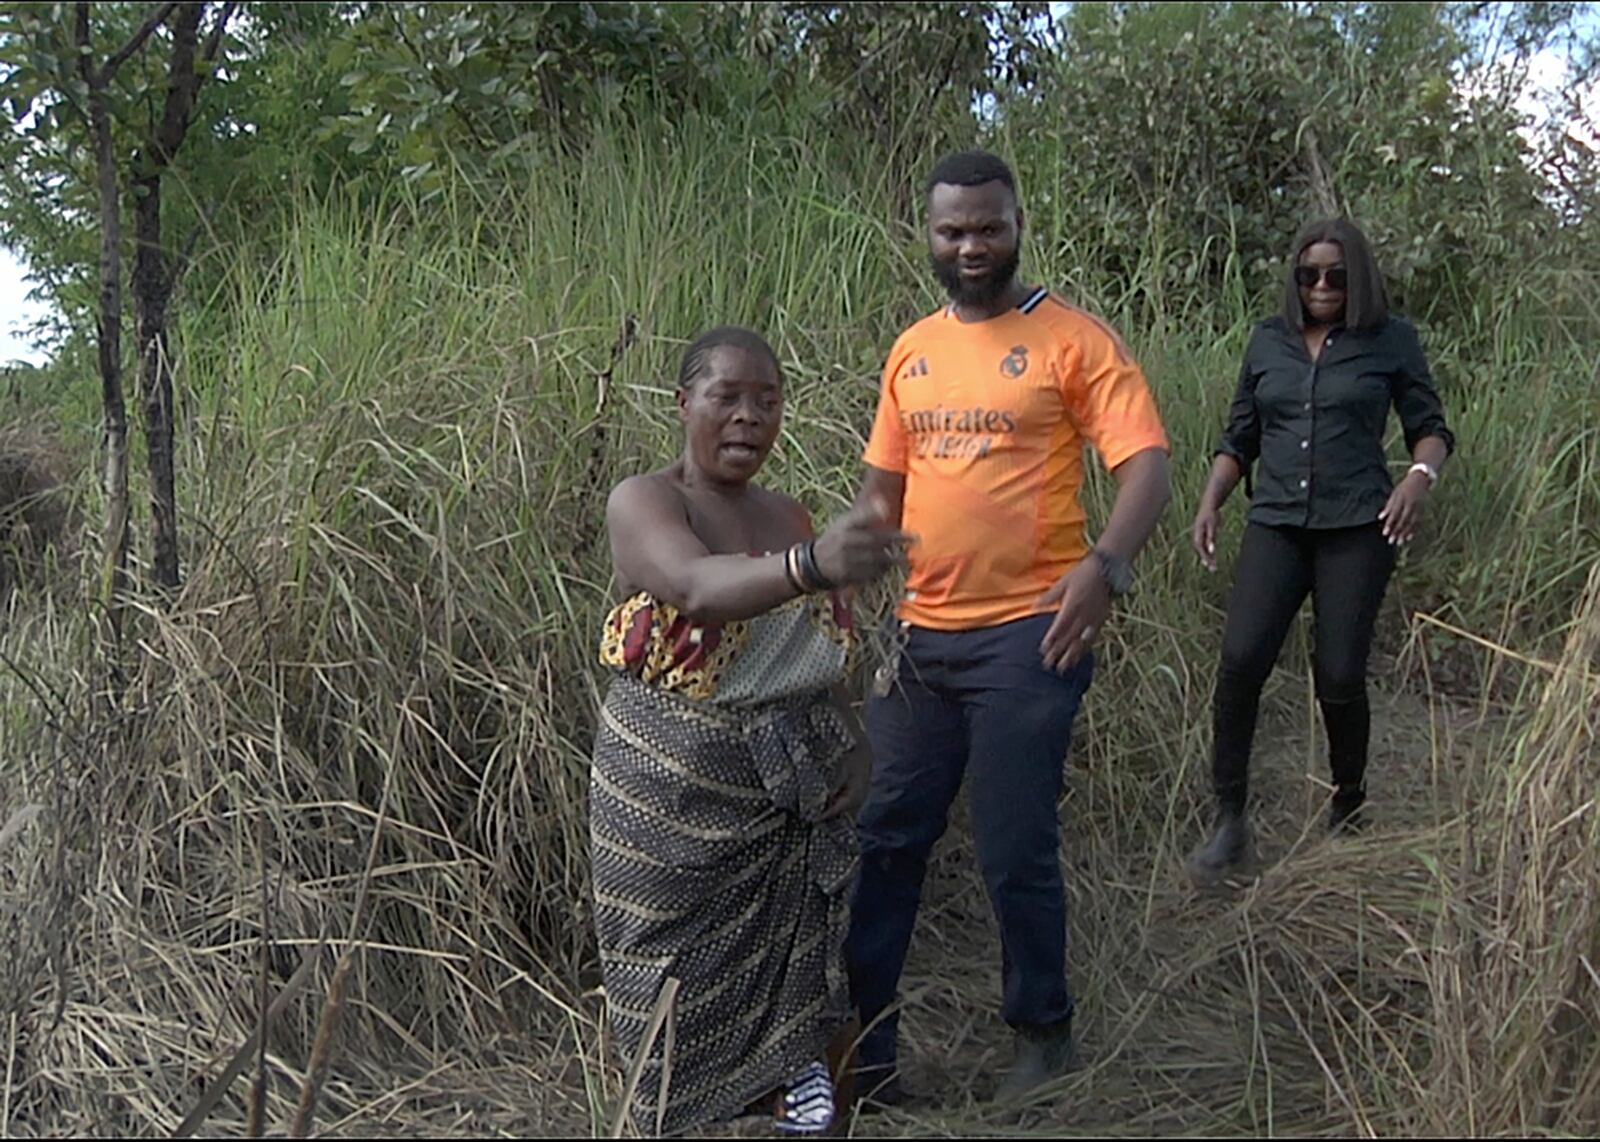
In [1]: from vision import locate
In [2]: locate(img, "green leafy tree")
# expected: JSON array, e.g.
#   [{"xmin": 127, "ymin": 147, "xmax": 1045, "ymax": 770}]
[
  {"xmin": 992, "ymin": 1, "xmax": 1585, "ymax": 331},
  {"xmin": 323, "ymin": 2, "xmax": 1046, "ymax": 203},
  {"xmin": 0, "ymin": 0, "xmax": 237, "ymax": 653}
]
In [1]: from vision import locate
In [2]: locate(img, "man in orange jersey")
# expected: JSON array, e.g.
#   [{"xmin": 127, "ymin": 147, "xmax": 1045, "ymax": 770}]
[{"xmin": 845, "ymin": 151, "xmax": 1172, "ymax": 1105}]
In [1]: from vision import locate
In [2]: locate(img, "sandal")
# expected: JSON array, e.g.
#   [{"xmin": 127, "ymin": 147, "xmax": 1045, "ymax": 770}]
[{"xmin": 773, "ymin": 1061, "xmax": 835, "ymax": 1135}]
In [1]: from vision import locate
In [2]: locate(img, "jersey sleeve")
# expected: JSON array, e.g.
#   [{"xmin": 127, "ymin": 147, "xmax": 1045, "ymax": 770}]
[
  {"xmin": 1061, "ymin": 313, "xmax": 1170, "ymax": 469},
  {"xmin": 863, "ymin": 336, "xmax": 913, "ymax": 473}
]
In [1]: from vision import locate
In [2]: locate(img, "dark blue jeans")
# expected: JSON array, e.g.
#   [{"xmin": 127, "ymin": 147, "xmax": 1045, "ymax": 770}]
[{"xmin": 845, "ymin": 613, "xmax": 1094, "ymax": 1072}]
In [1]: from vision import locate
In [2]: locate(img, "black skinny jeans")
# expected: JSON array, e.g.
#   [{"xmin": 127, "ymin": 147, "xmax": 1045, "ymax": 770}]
[{"xmin": 1213, "ymin": 521, "xmax": 1396, "ymax": 812}]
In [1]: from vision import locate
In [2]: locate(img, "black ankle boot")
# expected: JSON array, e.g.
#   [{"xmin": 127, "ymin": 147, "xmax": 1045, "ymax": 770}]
[
  {"xmin": 995, "ymin": 1017, "xmax": 1078, "ymax": 1101},
  {"xmin": 1185, "ymin": 805, "xmax": 1254, "ymax": 887},
  {"xmin": 1329, "ymin": 785, "xmax": 1367, "ymax": 834},
  {"xmin": 850, "ymin": 1062, "xmax": 910, "ymax": 1114}
]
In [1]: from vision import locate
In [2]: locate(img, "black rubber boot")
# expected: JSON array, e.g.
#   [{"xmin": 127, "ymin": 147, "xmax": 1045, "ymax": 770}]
[
  {"xmin": 1328, "ymin": 784, "xmax": 1367, "ymax": 834},
  {"xmin": 1185, "ymin": 806, "xmax": 1254, "ymax": 887},
  {"xmin": 851, "ymin": 1063, "xmax": 909, "ymax": 1115},
  {"xmin": 1320, "ymin": 695, "xmax": 1370, "ymax": 835},
  {"xmin": 995, "ymin": 1018, "xmax": 1079, "ymax": 1101}
]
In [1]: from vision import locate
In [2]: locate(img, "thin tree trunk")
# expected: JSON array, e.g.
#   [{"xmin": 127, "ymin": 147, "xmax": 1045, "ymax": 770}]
[
  {"xmin": 132, "ymin": 0, "xmax": 205, "ymax": 592},
  {"xmin": 133, "ymin": 175, "xmax": 179, "ymax": 591},
  {"xmin": 76, "ymin": 3, "xmax": 131, "ymax": 664},
  {"xmin": 1301, "ymin": 123, "xmax": 1342, "ymax": 218}
]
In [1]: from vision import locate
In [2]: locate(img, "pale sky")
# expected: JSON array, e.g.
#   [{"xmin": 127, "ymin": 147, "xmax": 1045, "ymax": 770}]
[{"xmin": 0, "ymin": 245, "xmax": 49, "ymax": 367}]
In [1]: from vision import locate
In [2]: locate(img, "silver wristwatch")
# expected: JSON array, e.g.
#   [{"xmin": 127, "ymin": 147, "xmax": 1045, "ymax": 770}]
[{"xmin": 1408, "ymin": 462, "xmax": 1439, "ymax": 488}]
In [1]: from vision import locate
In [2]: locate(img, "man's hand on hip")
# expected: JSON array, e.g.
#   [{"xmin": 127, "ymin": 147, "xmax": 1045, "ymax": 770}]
[{"xmin": 1035, "ymin": 558, "xmax": 1112, "ymax": 673}]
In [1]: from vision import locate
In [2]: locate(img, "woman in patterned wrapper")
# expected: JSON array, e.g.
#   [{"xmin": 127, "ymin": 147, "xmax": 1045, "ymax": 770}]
[{"xmin": 592, "ymin": 326, "xmax": 912, "ymax": 1136}]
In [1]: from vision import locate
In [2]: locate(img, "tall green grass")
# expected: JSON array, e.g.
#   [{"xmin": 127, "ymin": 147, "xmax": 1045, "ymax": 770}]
[{"xmin": 0, "ymin": 106, "xmax": 1595, "ymax": 1135}]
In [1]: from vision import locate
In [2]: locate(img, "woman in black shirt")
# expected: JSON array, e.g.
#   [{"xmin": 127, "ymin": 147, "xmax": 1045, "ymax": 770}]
[{"xmin": 1186, "ymin": 218, "xmax": 1454, "ymax": 884}]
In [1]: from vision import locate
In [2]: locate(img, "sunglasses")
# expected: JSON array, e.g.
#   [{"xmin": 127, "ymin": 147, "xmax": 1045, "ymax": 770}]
[{"xmin": 1294, "ymin": 265, "xmax": 1348, "ymax": 290}]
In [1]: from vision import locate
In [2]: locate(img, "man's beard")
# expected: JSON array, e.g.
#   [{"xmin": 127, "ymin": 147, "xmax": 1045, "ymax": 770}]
[{"xmin": 930, "ymin": 245, "xmax": 1021, "ymax": 308}]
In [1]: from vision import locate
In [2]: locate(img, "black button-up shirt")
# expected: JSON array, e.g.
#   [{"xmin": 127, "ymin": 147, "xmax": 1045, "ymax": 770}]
[{"xmin": 1217, "ymin": 315, "xmax": 1455, "ymax": 530}]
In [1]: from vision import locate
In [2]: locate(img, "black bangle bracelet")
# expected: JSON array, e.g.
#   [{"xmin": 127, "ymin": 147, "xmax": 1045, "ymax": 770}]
[{"xmin": 798, "ymin": 539, "xmax": 836, "ymax": 592}]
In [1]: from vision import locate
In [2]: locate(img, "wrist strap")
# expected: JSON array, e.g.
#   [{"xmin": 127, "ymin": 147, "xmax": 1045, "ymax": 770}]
[{"xmin": 1408, "ymin": 462, "xmax": 1439, "ymax": 488}]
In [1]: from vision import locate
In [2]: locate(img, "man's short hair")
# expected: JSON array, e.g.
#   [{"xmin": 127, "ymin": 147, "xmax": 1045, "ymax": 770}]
[{"xmin": 925, "ymin": 150, "xmax": 1017, "ymax": 197}]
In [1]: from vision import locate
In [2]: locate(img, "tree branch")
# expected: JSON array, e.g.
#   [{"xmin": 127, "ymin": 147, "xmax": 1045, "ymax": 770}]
[
  {"xmin": 100, "ymin": 0, "xmax": 181, "ymax": 84},
  {"xmin": 65, "ymin": 2, "xmax": 99, "ymax": 120},
  {"xmin": 200, "ymin": 0, "xmax": 238, "ymax": 66},
  {"xmin": 1300, "ymin": 122, "xmax": 1342, "ymax": 217},
  {"xmin": 148, "ymin": 2, "xmax": 206, "ymax": 165},
  {"xmin": 390, "ymin": 13, "xmax": 496, "ymax": 151},
  {"xmin": 74, "ymin": 2, "xmax": 94, "ymax": 86}
]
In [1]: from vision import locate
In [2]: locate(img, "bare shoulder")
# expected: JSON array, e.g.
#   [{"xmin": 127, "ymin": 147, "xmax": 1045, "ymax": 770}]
[
  {"xmin": 606, "ymin": 468, "xmax": 684, "ymax": 524},
  {"xmin": 604, "ymin": 469, "xmax": 695, "ymax": 598}
]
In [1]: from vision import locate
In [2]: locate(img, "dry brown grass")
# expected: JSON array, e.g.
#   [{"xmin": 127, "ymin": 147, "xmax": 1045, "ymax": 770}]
[
  {"xmin": 2, "ymin": 531, "xmax": 1592, "ymax": 1138},
  {"xmin": 0, "ymin": 428, "xmax": 76, "ymax": 601},
  {"xmin": 0, "ymin": 141, "xmax": 1594, "ymax": 1137},
  {"xmin": 0, "ymin": 339, "xmax": 1593, "ymax": 1137}
]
